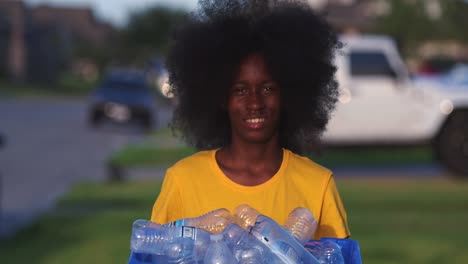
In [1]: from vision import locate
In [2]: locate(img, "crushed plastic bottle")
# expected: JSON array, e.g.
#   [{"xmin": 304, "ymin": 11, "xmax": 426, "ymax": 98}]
[
  {"xmin": 203, "ymin": 234, "xmax": 238, "ymax": 264},
  {"xmin": 306, "ymin": 240, "xmax": 344, "ymax": 264},
  {"xmin": 236, "ymin": 248, "xmax": 263, "ymax": 264},
  {"xmin": 233, "ymin": 204, "xmax": 261, "ymax": 230},
  {"xmin": 223, "ymin": 223, "xmax": 286, "ymax": 264},
  {"xmin": 249, "ymin": 215, "xmax": 320, "ymax": 264},
  {"xmin": 284, "ymin": 207, "xmax": 318, "ymax": 245},
  {"xmin": 131, "ymin": 219, "xmax": 172, "ymax": 255},
  {"xmin": 163, "ymin": 237, "xmax": 197, "ymax": 264},
  {"xmin": 130, "ymin": 219, "xmax": 210, "ymax": 262},
  {"xmin": 165, "ymin": 208, "xmax": 232, "ymax": 234},
  {"xmin": 317, "ymin": 241, "xmax": 345, "ymax": 264}
]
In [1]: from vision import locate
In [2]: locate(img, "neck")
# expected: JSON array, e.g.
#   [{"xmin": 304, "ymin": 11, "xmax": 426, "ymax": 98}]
[
  {"xmin": 224, "ymin": 140, "xmax": 282, "ymax": 165},
  {"xmin": 221, "ymin": 135, "xmax": 283, "ymax": 168},
  {"xmin": 216, "ymin": 140, "xmax": 284, "ymax": 186}
]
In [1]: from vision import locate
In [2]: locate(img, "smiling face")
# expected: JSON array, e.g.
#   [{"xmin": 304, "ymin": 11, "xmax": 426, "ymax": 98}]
[{"xmin": 227, "ymin": 53, "xmax": 282, "ymax": 145}]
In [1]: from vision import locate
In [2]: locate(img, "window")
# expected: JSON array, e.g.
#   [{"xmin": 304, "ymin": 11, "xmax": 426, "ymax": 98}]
[{"xmin": 350, "ymin": 51, "xmax": 396, "ymax": 78}]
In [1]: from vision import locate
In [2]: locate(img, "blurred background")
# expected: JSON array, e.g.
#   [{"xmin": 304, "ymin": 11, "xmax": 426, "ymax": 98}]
[{"xmin": 0, "ymin": 0, "xmax": 467, "ymax": 263}]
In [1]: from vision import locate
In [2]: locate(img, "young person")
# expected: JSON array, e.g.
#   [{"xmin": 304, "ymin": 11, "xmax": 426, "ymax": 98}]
[{"xmin": 151, "ymin": 0, "xmax": 350, "ymax": 240}]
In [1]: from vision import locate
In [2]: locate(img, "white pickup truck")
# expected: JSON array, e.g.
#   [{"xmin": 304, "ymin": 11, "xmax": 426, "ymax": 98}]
[{"xmin": 323, "ymin": 35, "xmax": 468, "ymax": 176}]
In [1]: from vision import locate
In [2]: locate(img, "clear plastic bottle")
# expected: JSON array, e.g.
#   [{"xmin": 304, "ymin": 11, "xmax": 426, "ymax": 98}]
[
  {"xmin": 233, "ymin": 204, "xmax": 261, "ymax": 230},
  {"xmin": 305, "ymin": 240, "xmax": 322, "ymax": 259},
  {"xmin": 249, "ymin": 215, "xmax": 320, "ymax": 264},
  {"xmin": 306, "ymin": 240, "xmax": 344, "ymax": 264},
  {"xmin": 203, "ymin": 234, "xmax": 238, "ymax": 264},
  {"xmin": 237, "ymin": 248, "xmax": 263, "ymax": 264},
  {"xmin": 284, "ymin": 207, "xmax": 318, "ymax": 245},
  {"xmin": 165, "ymin": 208, "xmax": 232, "ymax": 234},
  {"xmin": 130, "ymin": 219, "xmax": 211, "ymax": 262},
  {"xmin": 224, "ymin": 223, "xmax": 282, "ymax": 264},
  {"xmin": 317, "ymin": 241, "xmax": 345, "ymax": 264},
  {"xmin": 223, "ymin": 223, "xmax": 253, "ymax": 251},
  {"xmin": 163, "ymin": 237, "xmax": 197, "ymax": 264},
  {"xmin": 131, "ymin": 219, "xmax": 171, "ymax": 255}
]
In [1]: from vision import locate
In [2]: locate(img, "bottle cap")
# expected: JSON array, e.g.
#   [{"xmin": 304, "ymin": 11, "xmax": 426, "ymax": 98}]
[{"xmin": 133, "ymin": 219, "xmax": 148, "ymax": 228}]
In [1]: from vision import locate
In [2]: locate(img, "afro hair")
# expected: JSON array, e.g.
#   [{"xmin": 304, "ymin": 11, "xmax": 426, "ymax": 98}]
[{"xmin": 166, "ymin": 0, "xmax": 340, "ymax": 155}]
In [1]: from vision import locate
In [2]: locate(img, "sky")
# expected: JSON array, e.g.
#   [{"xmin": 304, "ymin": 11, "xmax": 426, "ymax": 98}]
[
  {"xmin": 24, "ymin": 0, "xmax": 198, "ymax": 27},
  {"xmin": 23, "ymin": 0, "xmax": 468, "ymax": 27}
]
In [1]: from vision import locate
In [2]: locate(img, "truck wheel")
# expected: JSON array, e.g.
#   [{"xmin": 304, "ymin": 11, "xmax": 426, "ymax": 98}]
[
  {"xmin": 89, "ymin": 112, "xmax": 102, "ymax": 128},
  {"xmin": 435, "ymin": 110, "xmax": 468, "ymax": 177},
  {"xmin": 141, "ymin": 115, "xmax": 153, "ymax": 133}
]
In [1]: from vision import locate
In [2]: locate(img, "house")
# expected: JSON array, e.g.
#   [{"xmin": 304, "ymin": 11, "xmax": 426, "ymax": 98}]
[
  {"xmin": 31, "ymin": 5, "xmax": 113, "ymax": 47},
  {"xmin": 0, "ymin": 0, "xmax": 27, "ymax": 81},
  {"xmin": 313, "ymin": 0, "xmax": 390, "ymax": 33},
  {"xmin": 0, "ymin": 0, "xmax": 114, "ymax": 83}
]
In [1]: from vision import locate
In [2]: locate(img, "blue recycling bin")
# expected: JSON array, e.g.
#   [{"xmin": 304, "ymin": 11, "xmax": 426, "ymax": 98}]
[
  {"xmin": 127, "ymin": 237, "xmax": 362, "ymax": 264},
  {"xmin": 307, "ymin": 238, "xmax": 362, "ymax": 264}
]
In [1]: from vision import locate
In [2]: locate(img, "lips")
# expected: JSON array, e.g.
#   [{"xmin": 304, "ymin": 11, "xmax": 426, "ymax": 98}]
[{"xmin": 244, "ymin": 117, "xmax": 265, "ymax": 129}]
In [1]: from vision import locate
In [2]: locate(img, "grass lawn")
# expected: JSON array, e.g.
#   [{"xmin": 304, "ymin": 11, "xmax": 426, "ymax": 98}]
[
  {"xmin": 0, "ymin": 75, "xmax": 96, "ymax": 97},
  {"xmin": 110, "ymin": 129, "xmax": 435, "ymax": 169},
  {"xmin": 110, "ymin": 145, "xmax": 434, "ymax": 169},
  {"xmin": 1, "ymin": 179, "xmax": 467, "ymax": 264}
]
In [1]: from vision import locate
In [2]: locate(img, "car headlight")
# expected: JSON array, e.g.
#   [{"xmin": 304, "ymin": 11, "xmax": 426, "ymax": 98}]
[{"xmin": 439, "ymin": 99, "xmax": 454, "ymax": 115}]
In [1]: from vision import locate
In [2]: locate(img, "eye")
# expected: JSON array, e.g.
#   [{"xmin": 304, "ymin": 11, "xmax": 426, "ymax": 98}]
[
  {"xmin": 233, "ymin": 86, "xmax": 247, "ymax": 95},
  {"xmin": 263, "ymin": 84, "xmax": 277, "ymax": 94}
]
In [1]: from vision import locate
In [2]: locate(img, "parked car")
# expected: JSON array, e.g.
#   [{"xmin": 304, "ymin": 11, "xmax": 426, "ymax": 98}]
[
  {"xmin": 323, "ymin": 35, "xmax": 468, "ymax": 177},
  {"xmin": 436, "ymin": 63, "xmax": 468, "ymax": 88},
  {"xmin": 88, "ymin": 69, "xmax": 156, "ymax": 131},
  {"xmin": 414, "ymin": 63, "xmax": 468, "ymax": 89}
]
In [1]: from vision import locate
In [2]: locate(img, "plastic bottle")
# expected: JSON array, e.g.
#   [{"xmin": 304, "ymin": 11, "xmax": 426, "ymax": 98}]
[
  {"xmin": 284, "ymin": 207, "xmax": 318, "ymax": 245},
  {"xmin": 203, "ymin": 234, "xmax": 238, "ymax": 264},
  {"xmin": 223, "ymin": 223, "xmax": 285, "ymax": 264},
  {"xmin": 223, "ymin": 223, "xmax": 256, "ymax": 251},
  {"xmin": 163, "ymin": 237, "xmax": 197, "ymax": 264},
  {"xmin": 317, "ymin": 241, "xmax": 345, "ymax": 264},
  {"xmin": 233, "ymin": 204, "xmax": 261, "ymax": 230},
  {"xmin": 165, "ymin": 208, "xmax": 232, "ymax": 234},
  {"xmin": 249, "ymin": 215, "xmax": 320, "ymax": 264},
  {"xmin": 131, "ymin": 219, "xmax": 171, "ymax": 255},
  {"xmin": 130, "ymin": 219, "xmax": 211, "ymax": 262},
  {"xmin": 236, "ymin": 248, "xmax": 263, "ymax": 264},
  {"xmin": 305, "ymin": 240, "xmax": 322, "ymax": 259},
  {"xmin": 306, "ymin": 240, "xmax": 344, "ymax": 264}
]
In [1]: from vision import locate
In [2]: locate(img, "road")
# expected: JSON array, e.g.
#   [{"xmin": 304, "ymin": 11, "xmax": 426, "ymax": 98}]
[{"xmin": 0, "ymin": 96, "xmax": 171, "ymax": 238}]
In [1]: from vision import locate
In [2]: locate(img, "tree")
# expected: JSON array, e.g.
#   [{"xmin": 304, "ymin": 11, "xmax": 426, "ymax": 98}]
[
  {"xmin": 437, "ymin": 0, "xmax": 468, "ymax": 43},
  {"xmin": 120, "ymin": 6, "xmax": 187, "ymax": 64},
  {"xmin": 373, "ymin": 0, "xmax": 435, "ymax": 55}
]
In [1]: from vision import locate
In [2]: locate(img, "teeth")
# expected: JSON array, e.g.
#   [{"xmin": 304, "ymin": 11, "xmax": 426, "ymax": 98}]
[{"xmin": 246, "ymin": 118, "xmax": 264, "ymax": 123}]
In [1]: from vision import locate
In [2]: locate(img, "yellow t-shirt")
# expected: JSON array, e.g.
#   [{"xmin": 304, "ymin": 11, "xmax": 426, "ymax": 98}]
[{"xmin": 151, "ymin": 148, "xmax": 350, "ymax": 239}]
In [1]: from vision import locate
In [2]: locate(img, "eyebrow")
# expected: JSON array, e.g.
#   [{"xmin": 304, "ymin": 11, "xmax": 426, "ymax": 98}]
[{"xmin": 232, "ymin": 80, "xmax": 277, "ymax": 85}]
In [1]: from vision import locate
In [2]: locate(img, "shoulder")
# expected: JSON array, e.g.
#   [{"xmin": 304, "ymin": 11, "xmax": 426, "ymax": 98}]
[
  {"xmin": 175, "ymin": 149, "xmax": 214, "ymax": 164},
  {"xmin": 285, "ymin": 149, "xmax": 332, "ymax": 182},
  {"xmin": 166, "ymin": 149, "xmax": 216, "ymax": 176}
]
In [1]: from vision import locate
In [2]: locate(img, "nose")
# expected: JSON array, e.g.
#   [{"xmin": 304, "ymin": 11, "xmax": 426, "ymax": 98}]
[{"xmin": 246, "ymin": 90, "xmax": 265, "ymax": 111}]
